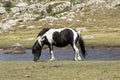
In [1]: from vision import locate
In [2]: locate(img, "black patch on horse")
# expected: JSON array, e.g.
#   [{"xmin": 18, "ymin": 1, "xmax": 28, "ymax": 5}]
[
  {"xmin": 37, "ymin": 28, "xmax": 50, "ymax": 37},
  {"xmin": 43, "ymin": 36, "xmax": 50, "ymax": 45},
  {"xmin": 53, "ymin": 29, "xmax": 74, "ymax": 47}
]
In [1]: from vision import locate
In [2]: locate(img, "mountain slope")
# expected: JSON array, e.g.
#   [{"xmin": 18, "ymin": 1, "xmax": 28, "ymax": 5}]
[{"xmin": 0, "ymin": 0, "xmax": 120, "ymax": 48}]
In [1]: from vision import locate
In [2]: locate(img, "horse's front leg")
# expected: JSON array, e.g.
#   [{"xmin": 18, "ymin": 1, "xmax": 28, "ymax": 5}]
[{"xmin": 49, "ymin": 45, "xmax": 55, "ymax": 61}]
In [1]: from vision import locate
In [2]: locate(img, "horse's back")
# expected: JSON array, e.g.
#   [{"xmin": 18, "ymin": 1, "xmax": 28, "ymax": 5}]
[{"xmin": 37, "ymin": 28, "xmax": 78, "ymax": 47}]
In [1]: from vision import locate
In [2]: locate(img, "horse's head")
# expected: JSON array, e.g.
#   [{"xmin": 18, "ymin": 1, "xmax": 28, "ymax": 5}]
[{"xmin": 32, "ymin": 40, "xmax": 43, "ymax": 61}]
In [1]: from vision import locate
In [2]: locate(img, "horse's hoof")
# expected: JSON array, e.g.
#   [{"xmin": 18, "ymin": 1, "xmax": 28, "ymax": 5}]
[
  {"xmin": 77, "ymin": 58, "xmax": 82, "ymax": 61},
  {"xmin": 49, "ymin": 59, "xmax": 55, "ymax": 62},
  {"xmin": 73, "ymin": 59, "xmax": 81, "ymax": 61},
  {"xmin": 34, "ymin": 60, "xmax": 40, "ymax": 62}
]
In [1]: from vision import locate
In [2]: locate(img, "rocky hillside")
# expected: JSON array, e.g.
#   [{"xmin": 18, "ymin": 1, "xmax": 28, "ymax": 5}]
[{"xmin": 0, "ymin": 0, "xmax": 120, "ymax": 32}]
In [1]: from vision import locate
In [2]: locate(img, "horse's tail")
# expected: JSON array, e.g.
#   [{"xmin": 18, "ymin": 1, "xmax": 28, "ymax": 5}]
[{"xmin": 78, "ymin": 35, "xmax": 87, "ymax": 58}]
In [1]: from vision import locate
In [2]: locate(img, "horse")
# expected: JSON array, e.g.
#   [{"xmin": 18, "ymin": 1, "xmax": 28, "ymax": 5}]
[{"xmin": 32, "ymin": 28, "xmax": 86, "ymax": 61}]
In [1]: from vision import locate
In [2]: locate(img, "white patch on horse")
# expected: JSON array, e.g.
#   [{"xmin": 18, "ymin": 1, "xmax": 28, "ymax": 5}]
[
  {"xmin": 69, "ymin": 28, "xmax": 78, "ymax": 43},
  {"xmin": 49, "ymin": 50, "xmax": 55, "ymax": 61},
  {"xmin": 73, "ymin": 44, "xmax": 81, "ymax": 60},
  {"xmin": 37, "ymin": 36, "xmax": 45, "ymax": 46}
]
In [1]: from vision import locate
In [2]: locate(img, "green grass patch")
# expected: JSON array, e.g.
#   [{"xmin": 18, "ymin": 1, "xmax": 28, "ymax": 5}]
[
  {"xmin": 0, "ymin": 61, "xmax": 120, "ymax": 80},
  {"xmin": 0, "ymin": 27, "xmax": 120, "ymax": 48},
  {"xmin": 0, "ymin": 29, "xmax": 40, "ymax": 48},
  {"xmin": 82, "ymin": 31, "xmax": 120, "ymax": 47}
]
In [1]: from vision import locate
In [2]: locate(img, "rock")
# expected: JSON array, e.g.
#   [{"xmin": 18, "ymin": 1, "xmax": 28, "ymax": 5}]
[
  {"xmin": 67, "ymin": 12, "xmax": 75, "ymax": 18},
  {"xmin": 23, "ymin": 13, "xmax": 33, "ymax": 22},
  {"xmin": 60, "ymin": 16, "xmax": 67, "ymax": 20},
  {"xmin": 0, "ymin": 22, "xmax": 11, "ymax": 30},
  {"xmin": 29, "ymin": 4, "xmax": 36, "ymax": 9},
  {"xmin": 11, "ymin": 7, "xmax": 20, "ymax": 13},
  {"xmin": 29, "ymin": 3, "xmax": 43, "ymax": 9},
  {"xmin": 0, "ymin": 7, "xmax": 6, "ymax": 15},
  {"xmin": 16, "ymin": 2, "xmax": 28, "ymax": 13},
  {"xmin": 4, "ymin": 43, "xmax": 26, "ymax": 54},
  {"xmin": 35, "ymin": 3, "xmax": 43, "ymax": 8},
  {"xmin": 66, "ymin": 18, "xmax": 73, "ymax": 22},
  {"xmin": 86, "ymin": 0, "xmax": 105, "ymax": 5},
  {"xmin": 106, "ymin": 0, "xmax": 120, "ymax": 9},
  {"xmin": 16, "ymin": 2, "xmax": 28, "ymax": 7},
  {"xmin": 0, "ymin": 20, "xmax": 17, "ymax": 30},
  {"xmin": 27, "ymin": 25, "xmax": 36, "ymax": 29},
  {"xmin": 83, "ymin": 35, "xmax": 95, "ymax": 39},
  {"xmin": 80, "ymin": 12, "xmax": 85, "ymax": 16},
  {"xmin": 71, "ymin": 4, "xmax": 85, "ymax": 11},
  {"xmin": 45, "ymin": 16, "xmax": 58, "ymax": 22},
  {"xmin": 76, "ymin": 27, "xmax": 88, "ymax": 32},
  {"xmin": 52, "ymin": 1, "xmax": 70, "ymax": 13},
  {"xmin": 7, "ymin": 20, "xmax": 17, "ymax": 26},
  {"xmin": 27, "ymin": 37, "xmax": 34, "ymax": 40},
  {"xmin": 25, "ymin": 75, "xmax": 31, "ymax": 77},
  {"xmin": 19, "ymin": 25, "xmax": 25, "ymax": 28}
]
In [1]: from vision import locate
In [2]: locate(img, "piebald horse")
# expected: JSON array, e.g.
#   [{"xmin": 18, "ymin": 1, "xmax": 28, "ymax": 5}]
[{"xmin": 32, "ymin": 28, "xmax": 86, "ymax": 61}]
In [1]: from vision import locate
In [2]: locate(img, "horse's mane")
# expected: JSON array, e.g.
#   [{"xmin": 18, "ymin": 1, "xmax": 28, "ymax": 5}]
[{"xmin": 37, "ymin": 28, "xmax": 50, "ymax": 37}]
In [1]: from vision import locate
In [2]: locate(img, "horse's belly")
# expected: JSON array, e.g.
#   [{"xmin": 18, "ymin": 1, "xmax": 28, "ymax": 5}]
[{"xmin": 54, "ymin": 42, "xmax": 69, "ymax": 47}]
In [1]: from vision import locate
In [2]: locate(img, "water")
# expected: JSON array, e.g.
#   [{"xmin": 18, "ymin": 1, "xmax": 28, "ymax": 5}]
[{"xmin": 0, "ymin": 48, "xmax": 120, "ymax": 61}]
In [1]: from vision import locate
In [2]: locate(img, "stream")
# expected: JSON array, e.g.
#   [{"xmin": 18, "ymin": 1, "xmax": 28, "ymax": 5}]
[{"xmin": 0, "ymin": 48, "xmax": 120, "ymax": 61}]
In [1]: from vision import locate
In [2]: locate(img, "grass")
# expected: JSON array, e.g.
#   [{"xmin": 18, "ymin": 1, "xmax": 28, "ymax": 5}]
[
  {"xmin": 0, "ymin": 28, "xmax": 120, "ymax": 48},
  {"xmin": 0, "ymin": 28, "xmax": 40, "ymax": 48},
  {"xmin": 0, "ymin": 26, "xmax": 119, "ymax": 48},
  {"xmin": 0, "ymin": 0, "xmax": 120, "ymax": 48},
  {"xmin": 82, "ymin": 31, "xmax": 120, "ymax": 47},
  {"xmin": 0, "ymin": 1, "xmax": 120, "ymax": 80},
  {"xmin": 0, "ymin": 61, "xmax": 120, "ymax": 80}
]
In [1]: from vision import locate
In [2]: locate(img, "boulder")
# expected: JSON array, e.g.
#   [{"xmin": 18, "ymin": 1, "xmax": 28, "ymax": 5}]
[
  {"xmin": 0, "ymin": 22, "xmax": 11, "ymax": 30},
  {"xmin": 16, "ymin": 2, "xmax": 28, "ymax": 13},
  {"xmin": 0, "ymin": 20, "xmax": 17, "ymax": 30},
  {"xmin": 106, "ymin": 0, "xmax": 120, "ymax": 9},
  {"xmin": 16, "ymin": 2, "xmax": 28, "ymax": 7},
  {"xmin": 11, "ymin": 7, "xmax": 20, "ymax": 13},
  {"xmin": 45, "ymin": 16, "xmax": 58, "ymax": 22},
  {"xmin": 76, "ymin": 27, "xmax": 88, "ymax": 32},
  {"xmin": 0, "ymin": 7, "xmax": 6, "ymax": 15},
  {"xmin": 4, "ymin": 43, "xmax": 26, "ymax": 54},
  {"xmin": 83, "ymin": 35, "xmax": 95, "ymax": 39},
  {"xmin": 27, "ymin": 25, "xmax": 36, "ymax": 29},
  {"xmin": 23, "ymin": 13, "xmax": 33, "ymax": 22}
]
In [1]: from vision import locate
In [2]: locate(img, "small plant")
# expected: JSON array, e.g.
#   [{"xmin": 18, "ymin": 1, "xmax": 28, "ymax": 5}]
[
  {"xmin": 18, "ymin": 20, "xmax": 23, "ymax": 22},
  {"xmin": 46, "ymin": 4, "xmax": 53, "ymax": 14},
  {"xmin": 40, "ymin": 10, "xmax": 46, "ymax": 17},
  {"xmin": 34, "ymin": 16, "xmax": 42, "ymax": 21},
  {"xmin": 3, "ymin": 1, "xmax": 14, "ymax": 12},
  {"xmin": 115, "ymin": 3, "xmax": 120, "ymax": 8}
]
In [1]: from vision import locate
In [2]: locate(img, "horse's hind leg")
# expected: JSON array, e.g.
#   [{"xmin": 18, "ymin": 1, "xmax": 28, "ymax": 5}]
[
  {"xmin": 72, "ymin": 44, "xmax": 81, "ymax": 61},
  {"xmin": 49, "ymin": 45, "xmax": 55, "ymax": 61}
]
